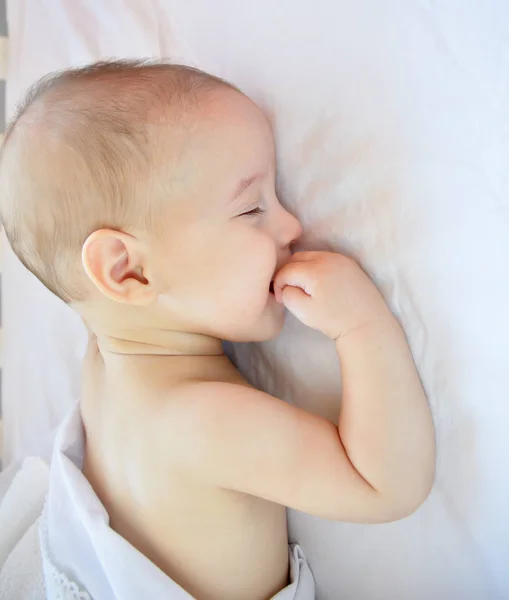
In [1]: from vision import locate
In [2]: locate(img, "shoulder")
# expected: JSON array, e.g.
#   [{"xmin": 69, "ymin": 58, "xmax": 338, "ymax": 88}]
[
  {"xmin": 160, "ymin": 381, "xmax": 267, "ymax": 435},
  {"xmin": 151, "ymin": 379, "xmax": 261, "ymax": 432},
  {"xmin": 152, "ymin": 381, "xmax": 291, "ymax": 468}
]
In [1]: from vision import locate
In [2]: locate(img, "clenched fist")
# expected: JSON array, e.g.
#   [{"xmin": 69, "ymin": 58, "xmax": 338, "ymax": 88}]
[{"xmin": 274, "ymin": 251, "xmax": 393, "ymax": 340}]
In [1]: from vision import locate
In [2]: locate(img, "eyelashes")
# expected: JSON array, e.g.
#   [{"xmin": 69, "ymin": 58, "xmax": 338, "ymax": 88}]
[{"xmin": 241, "ymin": 206, "xmax": 266, "ymax": 217}]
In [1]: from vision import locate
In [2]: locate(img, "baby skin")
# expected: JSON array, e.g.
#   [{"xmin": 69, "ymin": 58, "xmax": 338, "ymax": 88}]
[{"xmin": 0, "ymin": 62, "xmax": 435, "ymax": 600}]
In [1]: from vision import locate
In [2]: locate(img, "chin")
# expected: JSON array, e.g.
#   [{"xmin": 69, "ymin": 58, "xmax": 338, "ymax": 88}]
[
  {"xmin": 220, "ymin": 298, "xmax": 286, "ymax": 343},
  {"xmin": 263, "ymin": 316, "xmax": 286, "ymax": 341},
  {"xmin": 248, "ymin": 310, "xmax": 286, "ymax": 342}
]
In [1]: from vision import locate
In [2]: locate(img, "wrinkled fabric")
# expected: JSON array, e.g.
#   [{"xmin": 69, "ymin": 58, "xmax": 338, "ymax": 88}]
[{"xmin": 0, "ymin": 457, "xmax": 48, "ymax": 600}]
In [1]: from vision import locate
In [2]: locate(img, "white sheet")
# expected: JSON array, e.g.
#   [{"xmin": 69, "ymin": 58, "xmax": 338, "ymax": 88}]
[{"xmin": 3, "ymin": 1, "xmax": 509, "ymax": 599}]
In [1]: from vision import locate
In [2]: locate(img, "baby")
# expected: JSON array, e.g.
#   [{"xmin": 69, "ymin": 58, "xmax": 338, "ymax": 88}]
[{"xmin": 0, "ymin": 60, "xmax": 435, "ymax": 600}]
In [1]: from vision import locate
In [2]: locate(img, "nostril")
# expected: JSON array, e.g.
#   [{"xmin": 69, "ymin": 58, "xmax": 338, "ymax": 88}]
[
  {"xmin": 289, "ymin": 233, "xmax": 301, "ymax": 250},
  {"xmin": 289, "ymin": 218, "xmax": 303, "ymax": 246}
]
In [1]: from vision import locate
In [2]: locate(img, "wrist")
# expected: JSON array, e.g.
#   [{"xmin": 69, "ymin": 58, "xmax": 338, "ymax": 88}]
[{"xmin": 334, "ymin": 313, "xmax": 402, "ymax": 345}]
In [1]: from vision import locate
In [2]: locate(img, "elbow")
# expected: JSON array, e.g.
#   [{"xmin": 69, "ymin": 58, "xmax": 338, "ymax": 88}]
[
  {"xmin": 384, "ymin": 488, "xmax": 432, "ymax": 523},
  {"xmin": 383, "ymin": 442, "xmax": 437, "ymax": 522},
  {"xmin": 377, "ymin": 468, "xmax": 436, "ymax": 523},
  {"xmin": 326, "ymin": 476, "xmax": 435, "ymax": 525}
]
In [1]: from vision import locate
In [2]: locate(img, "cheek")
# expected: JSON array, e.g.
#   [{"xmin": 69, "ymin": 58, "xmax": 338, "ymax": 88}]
[
  {"xmin": 204, "ymin": 239, "xmax": 274, "ymax": 319},
  {"xmin": 226, "ymin": 236, "xmax": 274, "ymax": 289},
  {"xmin": 164, "ymin": 225, "xmax": 275, "ymax": 321}
]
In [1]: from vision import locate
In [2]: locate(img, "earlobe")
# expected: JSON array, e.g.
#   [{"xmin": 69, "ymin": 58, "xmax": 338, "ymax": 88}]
[{"xmin": 82, "ymin": 229, "xmax": 156, "ymax": 305}]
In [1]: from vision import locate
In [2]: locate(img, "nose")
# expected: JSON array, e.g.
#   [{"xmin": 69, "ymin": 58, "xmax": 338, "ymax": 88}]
[{"xmin": 278, "ymin": 205, "xmax": 303, "ymax": 249}]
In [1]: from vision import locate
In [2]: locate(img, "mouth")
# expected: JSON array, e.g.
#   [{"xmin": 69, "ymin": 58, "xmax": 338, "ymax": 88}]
[{"xmin": 269, "ymin": 281, "xmax": 275, "ymax": 295}]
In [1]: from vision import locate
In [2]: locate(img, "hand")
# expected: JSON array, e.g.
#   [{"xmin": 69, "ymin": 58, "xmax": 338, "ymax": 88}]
[{"xmin": 273, "ymin": 251, "xmax": 392, "ymax": 340}]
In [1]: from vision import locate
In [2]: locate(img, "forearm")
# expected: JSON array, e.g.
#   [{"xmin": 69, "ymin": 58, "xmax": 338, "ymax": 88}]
[{"xmin": 336, "ymin": 316, "xmax": 435, "ymax": 510}]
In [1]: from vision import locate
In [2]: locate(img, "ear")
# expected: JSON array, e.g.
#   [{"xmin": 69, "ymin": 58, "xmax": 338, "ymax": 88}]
[{"xmin": 82, "ymin": 229, "xmax": 157, "ymax": 305}]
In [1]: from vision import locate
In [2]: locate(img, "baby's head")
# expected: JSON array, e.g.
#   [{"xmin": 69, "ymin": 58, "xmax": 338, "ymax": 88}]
[{"xmin": 0, "ymin": 60, "xmax": 302, "ymax": 342}]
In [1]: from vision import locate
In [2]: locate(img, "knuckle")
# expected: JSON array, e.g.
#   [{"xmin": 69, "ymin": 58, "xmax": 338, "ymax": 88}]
[{"xmin": 275, "ymin": 262, "xmax": 295, "ymax": 278}]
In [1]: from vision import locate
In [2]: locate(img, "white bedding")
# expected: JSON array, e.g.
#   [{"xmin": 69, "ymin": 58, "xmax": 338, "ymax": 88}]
[{"xmin": 3, "ymin": 1, "xmax": 509, "ymax": 599}]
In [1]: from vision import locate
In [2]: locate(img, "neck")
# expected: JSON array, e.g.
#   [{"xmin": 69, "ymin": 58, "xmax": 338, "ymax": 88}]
[
  {"xmin": 96, "ymin": 328, "xmax": 224, "ymax": 357},
  {"xmin": 76, "ymin": 301, "xmax": 224, "ymax": 357}
]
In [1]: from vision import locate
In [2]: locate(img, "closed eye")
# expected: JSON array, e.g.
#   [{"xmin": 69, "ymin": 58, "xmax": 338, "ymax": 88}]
[{"xmin": 240, "ymin": 206, "xmax": 266, "ymax": 217}]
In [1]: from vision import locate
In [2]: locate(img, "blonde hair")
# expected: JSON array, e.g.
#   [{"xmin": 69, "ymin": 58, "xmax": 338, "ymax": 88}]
[{"xmin": 0, "ymin": 60, "xmax": 235, "ymax": 302}]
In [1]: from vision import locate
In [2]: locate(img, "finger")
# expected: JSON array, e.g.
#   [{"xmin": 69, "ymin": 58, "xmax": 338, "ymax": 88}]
[
  {"xmin": 273, "ymin": 262, "xmax": 314, "ymax": 302},
  {"xmin": 280, "ymin": 285, "xmax": 312, "ymax": 320}
]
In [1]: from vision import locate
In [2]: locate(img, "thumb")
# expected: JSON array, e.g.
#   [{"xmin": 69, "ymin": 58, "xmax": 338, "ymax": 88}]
[{"xmin": 280, "ymin": 285, "xmax": 311, "ymax": 321}]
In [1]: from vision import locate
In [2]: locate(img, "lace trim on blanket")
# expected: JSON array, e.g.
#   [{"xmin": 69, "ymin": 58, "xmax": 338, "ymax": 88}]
[{"xmin": 39, "ymin": 502, "xmax": 92, "ymax": 600}]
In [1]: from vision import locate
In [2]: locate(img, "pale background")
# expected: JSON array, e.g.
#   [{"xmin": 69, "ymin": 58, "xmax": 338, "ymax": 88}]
[{"xmin": 0, "ymin": 0, "xmax": 8, "ymax": 470}]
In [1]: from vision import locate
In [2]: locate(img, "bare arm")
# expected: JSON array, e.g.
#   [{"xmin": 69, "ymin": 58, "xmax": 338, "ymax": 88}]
[
  {"xmin": 335, "ymin": 317, "xmax": 435, "ymax": 515},
  {"xmin": 166, "ymin": 252, "xmax": 435, "ymax": 523},
  {"xmin": 274, "ymin": 251, "xmax": 435, "ymax": 516}
]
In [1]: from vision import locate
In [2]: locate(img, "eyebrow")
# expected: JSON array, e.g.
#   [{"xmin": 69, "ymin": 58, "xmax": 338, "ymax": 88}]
[{"xmin": 230, "ymin": 173, "xmax": 263, "ymax": 203}]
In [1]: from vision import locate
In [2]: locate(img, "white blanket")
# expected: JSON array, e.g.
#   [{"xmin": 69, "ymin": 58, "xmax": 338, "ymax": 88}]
[{"xmin": 3, "ymin": 1, "xmax": 509, "ymax": 598}]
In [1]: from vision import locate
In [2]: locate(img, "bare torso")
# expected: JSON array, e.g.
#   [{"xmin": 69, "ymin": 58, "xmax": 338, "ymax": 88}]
[{"xmin": 81, "ymin": 341, "xmax": 289, "ymax": 600}]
